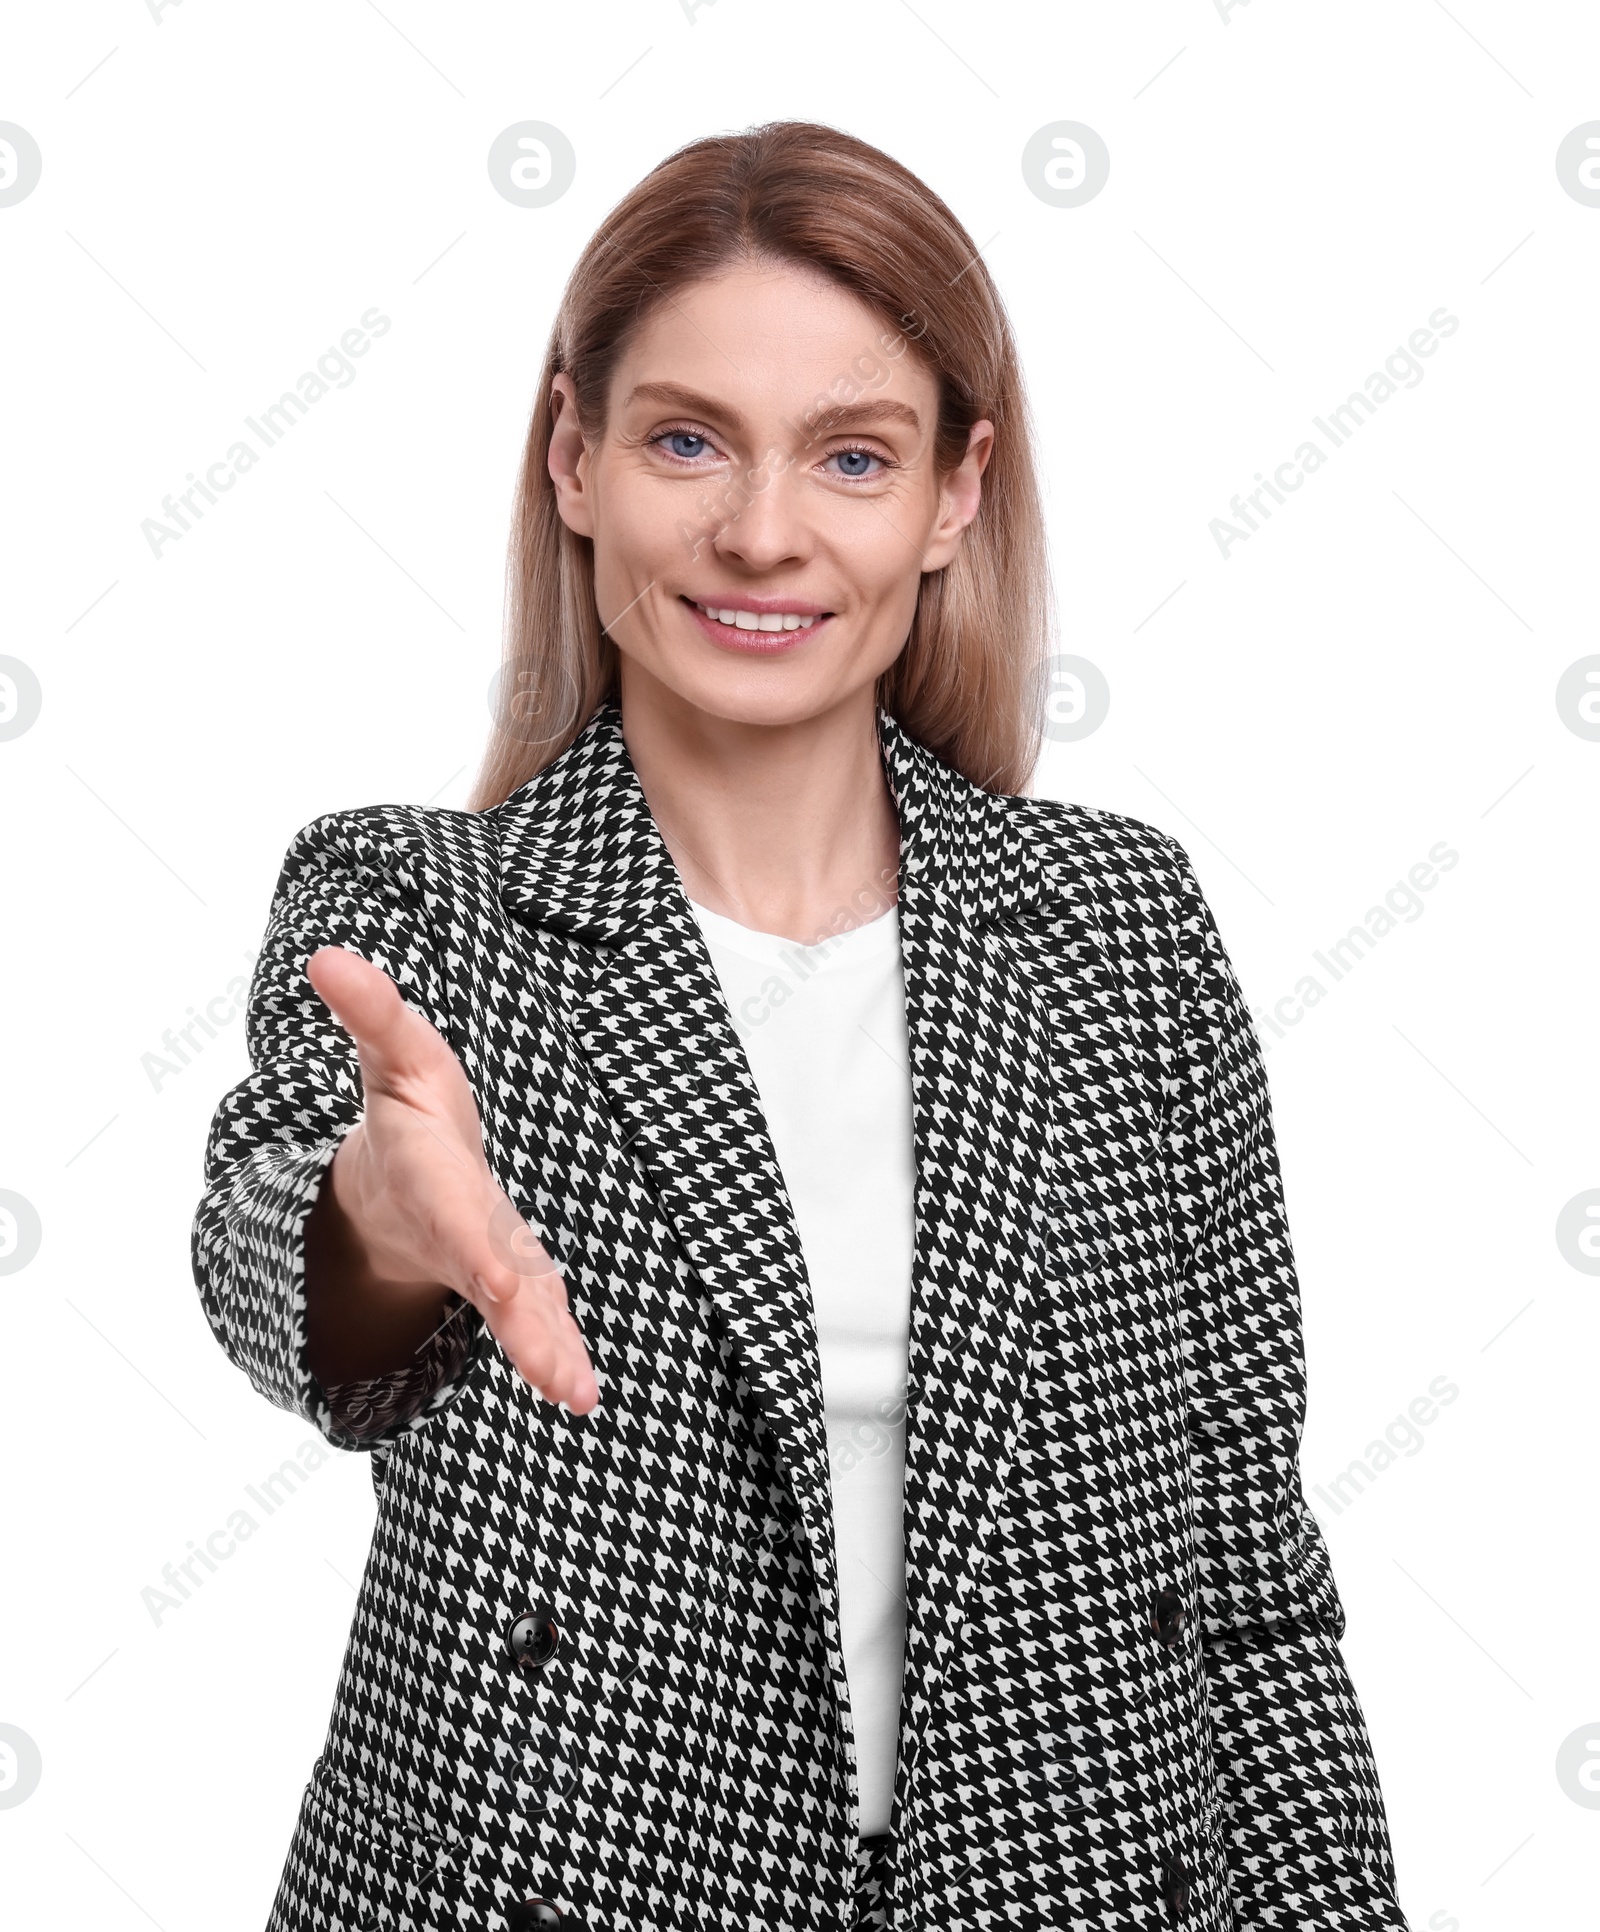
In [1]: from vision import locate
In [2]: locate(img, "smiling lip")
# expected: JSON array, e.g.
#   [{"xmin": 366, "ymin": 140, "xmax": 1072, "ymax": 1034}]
[{"xmin": 680, "ymin": 593, "xmax": 835, "ymax": 652}]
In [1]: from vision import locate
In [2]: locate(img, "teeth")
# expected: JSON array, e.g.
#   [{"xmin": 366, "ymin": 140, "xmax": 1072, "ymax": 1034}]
[{"xmin": 695, "ymin": 601, "xmax": 819, "ymax": 631}]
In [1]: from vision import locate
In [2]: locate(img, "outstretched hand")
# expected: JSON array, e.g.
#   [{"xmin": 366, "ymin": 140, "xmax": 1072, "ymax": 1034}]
[{"xmin": 305, "ymin": 945, "xmax": 599, "ymax": 1414}]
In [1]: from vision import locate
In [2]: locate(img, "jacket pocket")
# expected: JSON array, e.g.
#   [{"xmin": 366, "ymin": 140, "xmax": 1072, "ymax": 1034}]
[
  {"xmin": 1190, "ymin": 1798, "xmax": 1237, "ymax": 1931},
  {"xmin": 269, "ymin": 1757, "xmax": 467, "ymax": 1932}
]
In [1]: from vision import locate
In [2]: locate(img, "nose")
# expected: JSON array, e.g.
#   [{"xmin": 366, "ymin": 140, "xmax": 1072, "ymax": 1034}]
[{"xmin": 706, "ymin": 455, "xmax": 812, "ymax": 574}]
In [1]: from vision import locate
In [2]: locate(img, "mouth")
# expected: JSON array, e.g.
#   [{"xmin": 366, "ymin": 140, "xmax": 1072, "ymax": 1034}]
[{"xmin": 679, "ymin": 594, "xmax": 835, "ymax": 653}]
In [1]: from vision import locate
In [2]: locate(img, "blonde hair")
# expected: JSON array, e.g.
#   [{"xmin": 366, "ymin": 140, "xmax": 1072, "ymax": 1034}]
[{"xmin": 471, "ymin": 120, "xmax": 1053, "ymax": 808}]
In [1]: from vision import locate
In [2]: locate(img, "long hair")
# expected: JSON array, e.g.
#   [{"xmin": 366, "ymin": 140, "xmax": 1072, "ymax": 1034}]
[{"xmin": 471, "ymin": 120, "xmax": 1053, "ymax": 808}]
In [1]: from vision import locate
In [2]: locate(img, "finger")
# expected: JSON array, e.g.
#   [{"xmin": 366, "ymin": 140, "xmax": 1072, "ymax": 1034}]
[
  {"xmin": 533, "ymin": 1282, "xmax": 597, "ymax": 1406},
  {"xmin": 539, "ymin": 1302, "xmax": 599, "ymax": 1413},
  {"xmin": 306, "ymin": 946, "xmax": 407, "ymax": 1055},
  {"xmin": 306, "ymin": 945, "xmax": 452, "ymax": 1087},
  {"xmin": 483, "ymin": 1199, "xmax": 567, "ymax": 1302},
  {"xmin": 563, "ymin": 1341, "xmax": 601, "ymax": 1414},
  {"xmin": 463, "ymin": 1214, "xmax": 597, "ymax": 1411},
  {"xmin": 457, "ymin": 1200, "xmax": 584, "ymax": 1392},
  {"xmin": 480, "ymin": 1279, "xmax": 598, "ymax": 1411}
]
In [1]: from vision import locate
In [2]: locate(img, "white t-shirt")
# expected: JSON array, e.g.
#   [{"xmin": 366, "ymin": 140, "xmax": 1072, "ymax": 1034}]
[{"xmin": 689, "ymin": 898, "xmax": 913, "ymax": 1840}]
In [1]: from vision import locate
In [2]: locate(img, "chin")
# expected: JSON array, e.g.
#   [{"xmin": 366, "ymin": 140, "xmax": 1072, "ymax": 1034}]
[
  {"xmin": 625, "ymin": 645, "xmax": 889, "ymax": 734},
  {"xmin": 678, "ymin": 669, "xmax": 863, "ymax": 731}
]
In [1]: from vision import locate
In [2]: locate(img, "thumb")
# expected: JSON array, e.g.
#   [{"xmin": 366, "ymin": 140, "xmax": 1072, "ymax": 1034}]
[{"xmin": 306, "ymin": 946, "xmax": 424, "ymax": 1077}]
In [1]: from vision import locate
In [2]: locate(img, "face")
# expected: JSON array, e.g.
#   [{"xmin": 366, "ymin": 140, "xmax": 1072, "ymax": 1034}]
[{"xmin": 546, "ymin": 257, "xmax": 992, "ymax": 732}]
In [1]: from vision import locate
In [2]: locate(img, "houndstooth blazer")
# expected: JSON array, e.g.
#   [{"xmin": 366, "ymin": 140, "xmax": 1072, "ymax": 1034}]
[{"xmin": 192, "ymin": 703, "xmax": 1410, "ymax": 1932}]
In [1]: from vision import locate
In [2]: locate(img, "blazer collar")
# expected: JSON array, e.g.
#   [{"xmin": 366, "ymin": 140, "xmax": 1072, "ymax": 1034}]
[
  {"xmin": 491, "ymin": 700, "xmax": 1036, "ymax": 942},
  {"xmin": 491, "ymin": 704, "xmax": 682, "ymax": 943}
]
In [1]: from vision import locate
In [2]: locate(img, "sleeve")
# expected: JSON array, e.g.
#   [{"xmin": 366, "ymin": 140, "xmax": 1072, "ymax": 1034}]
[
  {"xmin": 190, "ymin": 810, "xmax": 486, "ymax": 1452},
  {"xmin": 1160, "ymin": 835, "xmax": 1410, "ymax": 1931},
  {"xmin": 322, "ymin": 1294, "xmax": 476, "ymax": 1439}
]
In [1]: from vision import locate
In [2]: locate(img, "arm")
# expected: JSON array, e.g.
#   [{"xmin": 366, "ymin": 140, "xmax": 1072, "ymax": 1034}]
[
  {"xmin": 1161, "ymin": 837, "xmax": 1410, "ymax": 1930},
  {"xmin": 191, "ymin": 811, "xmax": 484, "ymax": 1451},
  {"xmin": 195, "ymin": 801, "xmax": 602, "ymax": 1455}
]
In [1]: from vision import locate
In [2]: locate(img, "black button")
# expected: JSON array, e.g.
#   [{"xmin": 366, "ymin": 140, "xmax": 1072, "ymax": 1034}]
[
  {"xmin": 506, "ymin": 1605, "xmax": 560, "ymax": 1670},
  {"xmin": 1151, "ymin": 1586, "xmax": 1186, "ymax": 1647},
  {"xmin": 1161, "ymin": 1854, "xmax": 1193, "ymax": 1914},
  {"xmin": 508, "ymin": 1902, "xmax": 563, "ymax": 1930}
]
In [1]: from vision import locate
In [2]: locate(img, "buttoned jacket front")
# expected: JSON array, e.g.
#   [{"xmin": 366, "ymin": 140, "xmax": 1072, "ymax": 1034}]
[{"xmin": 193, "ymin": 705, "xmax": 1409, "ymax": 1932}]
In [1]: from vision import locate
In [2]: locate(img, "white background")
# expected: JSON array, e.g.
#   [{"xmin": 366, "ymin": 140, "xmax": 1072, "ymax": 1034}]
[{"xmin": 3, "ymin": 2, "xmax": 1597, "ymax": 1927}]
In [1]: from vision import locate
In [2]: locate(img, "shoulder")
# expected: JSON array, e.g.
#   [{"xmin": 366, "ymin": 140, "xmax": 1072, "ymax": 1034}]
[
  {"xmin": 981, "ymin": 790, "xmax": 1239, "ymax": 1020},
  {"xmin": 985, "ymin": 794, "xmax": 1244, "ymax": 1045},
  {"xmin": 992, "ymin": 790, "xmax": 1198, "ymax": 925},
  {"xmin": 269, "ymin": 798, "xmax": 501, "ymax": 911}
]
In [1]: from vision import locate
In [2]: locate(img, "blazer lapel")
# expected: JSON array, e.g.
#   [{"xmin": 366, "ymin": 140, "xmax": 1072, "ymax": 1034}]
[
  {"xmin": 884, "ymin": 716, "xmax": 1175, "ymax": 1826},
  {"xmin": 877, "ymin": 718, "xmax": 1061, "ymax": 1756},
  {"xmin": 493, "ymin": 709, "xmax": 843, "ymax": 1671}
]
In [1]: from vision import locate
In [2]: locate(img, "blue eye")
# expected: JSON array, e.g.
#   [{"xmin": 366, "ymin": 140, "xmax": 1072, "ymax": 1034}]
[
  {"xmin": 830, "ymin": 449, "xmax": 879, "ymax": 478},
  {"xmin": 662, "ymin": 431, "xmax": 710, "ymax": 460}
]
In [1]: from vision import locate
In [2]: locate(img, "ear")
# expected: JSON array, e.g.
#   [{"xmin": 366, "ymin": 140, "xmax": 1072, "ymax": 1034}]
[
  {"xmin": 547, "ymin": 373, "xmax": 595, "ymax": 539},
  {"xmin": 920, "ymin": 419, "xmax": 994, "ymax": 574}
]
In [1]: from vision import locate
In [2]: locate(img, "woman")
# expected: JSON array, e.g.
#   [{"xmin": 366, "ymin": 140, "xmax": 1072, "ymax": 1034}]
[{"xmin": 193, "ymin": 122, "xmax": 1409, "ymax": 1932}]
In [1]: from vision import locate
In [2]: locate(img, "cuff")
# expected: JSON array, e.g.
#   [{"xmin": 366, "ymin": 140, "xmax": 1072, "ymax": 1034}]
[{"xmin": 321, "ymin": 1294, "xmax": 477, "ymax": 1439}]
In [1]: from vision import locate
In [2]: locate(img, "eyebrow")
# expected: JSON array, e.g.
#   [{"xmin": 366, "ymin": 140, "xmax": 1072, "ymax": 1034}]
[{"xmin": 622, "ymin": 380, "xmax": 922, "ymax": 441}]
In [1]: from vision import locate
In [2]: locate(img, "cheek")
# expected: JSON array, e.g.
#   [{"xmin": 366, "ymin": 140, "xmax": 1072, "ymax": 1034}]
[
  {"xmin": 591, "ymin": 460, "xmax": 679, "ymax": 568},
  {"xmin": 835, "ymin": 527, "xmax": 929, "ymax": 623}
]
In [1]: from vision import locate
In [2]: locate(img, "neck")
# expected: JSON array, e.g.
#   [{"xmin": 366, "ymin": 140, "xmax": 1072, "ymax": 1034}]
[{"xmin": 618, "ymin": 667, "xmax": 901, "ymax": 946}]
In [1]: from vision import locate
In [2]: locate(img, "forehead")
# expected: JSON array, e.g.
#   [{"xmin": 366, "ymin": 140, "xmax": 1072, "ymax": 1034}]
[{"xmin": 609, "ymin": 258, "xmax": 938, "ymax": 425}]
